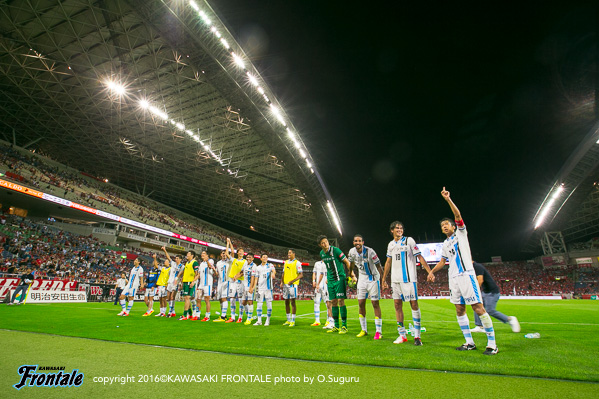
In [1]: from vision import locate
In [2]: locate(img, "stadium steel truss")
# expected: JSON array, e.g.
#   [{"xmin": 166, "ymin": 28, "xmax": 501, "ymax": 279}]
[{"xmin": 0, "ymin": 0, "xmax": 343, "ymax": 250}]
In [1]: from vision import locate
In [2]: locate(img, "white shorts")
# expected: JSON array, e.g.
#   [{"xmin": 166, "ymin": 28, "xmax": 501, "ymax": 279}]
[
  {"xmin": 228, "ymin": 281, "xmax": 244, "ymax": 298},
  {"xmin": 166, "ymin": 281, "xmax": 178, "ymax": 292},
  {"xmin": 256, "ymin": 290, "xmax": 273, "ymax": 302},
  {"xmin": 216, "ymin": 282, "xmax": 228, "ymax": 300},
  {"xmin": 122, "ymin": 285, "xmax": 138, "ymax": 297},
  {"xmin": 242, "ymin": 286, "xmax": 255, "ymax": 301},
  {"xmin": 282, "ymin": 284, "xmax": 297, "ymax": 299},
  {"xmin": 392, "ymin": 282, "xmax": 418, "ymax": 301},
  {"xmin": 357, "ymin": 278, "xmax": 381, "ymax": 301},
  {"xmin": 145, "ymin": 287, "xmax": 157, "ymax": 297},
  {"xmin": 157, "ymin": 286, "xmax": 167, "ymax": 297},
  {"xmin": 314, "ymin": 286, "xmax": 329, "ymax": 303},
  {"xmin": 196, "ymin": 285, "xmax": 212, "ymax": 299},
  {"xmin": 449, "ymin": 272, "xmax": 482, "ymax": 305}
]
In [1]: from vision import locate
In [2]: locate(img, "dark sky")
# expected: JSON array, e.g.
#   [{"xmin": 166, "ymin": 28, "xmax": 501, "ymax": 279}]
[{"xmin": 214, "ymin": 1, "xmax": 598, "ymax": 261}]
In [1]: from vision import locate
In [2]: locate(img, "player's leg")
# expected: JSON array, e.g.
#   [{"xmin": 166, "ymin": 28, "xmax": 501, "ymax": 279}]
[
  {"xmin": 472, "ymin": 302, "xmax": 497, "ymax": 354},
  {"xmin": 326, "ymin": 299, "xmax": 333, "ymax": 328},
  {"xmin": 203, "ymin": 295, "xmax": 211, "ymax": 321},
  {"xmin": 255, "ymin": 292, "xmax": 264, "ymax": 325},
  {"xmin": 118, "ymin": 292, "xmax": 127, "ymax": 314},
  {"xmin": 451, "ymin": 276, "xmax": 476, "ymax": 350},
  {"xmin": 393, "ymin": 299, "xmax": 408, "ymax": 343},
  {"xmin": 357, "ymin": 279, "xmax": 368, "ymax": 336},
  {"xmin": 312, "ymin": 290, "xmax": 321, "ymax": 326},
  {"xmin": 265, "ymin": 292, "xmax": 273, "ymax": 326},
  {"xmin": 125, "ymin": 289, "xmax": 135, "ymax": 315},
  {"xmin": 372, "ymin": 281, "xmax": 383, "ymax": 339},
  {"xmin": 410, "ymin": 300, "xmax": 422, "ymax": 345},
  {"xmin": 337, "ymin": 279, "xmax": 348, "ymax": 331}
]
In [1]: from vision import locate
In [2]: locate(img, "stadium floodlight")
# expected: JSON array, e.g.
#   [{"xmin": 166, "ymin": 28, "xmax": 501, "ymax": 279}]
[
  {"xmin": 257, "ymin": 87, "xmax": 264, "ymax": 95},
  {"xmin": 534, "ymin": 184, "xmax": 565, "ymax": 229},
  {"xmin": 310, "ymin": 168, "xmax": 314, "ymax": 173},
  {"xmin": 148, "ymin": 105, "xmax": 168, "ymax": 121},
  {"xmin": 220, "ymin": 38, "xmax": 230, "ymax": 49},
  {"xmin": 232, "ymin": 53, "xmax": 245, "ymax": 69},
  {"xmin": 299, "ymin": 149, "xmax": 306, "ymax": 158},
  {"xmin": 139, "ymin": 99, "xmax": 149, "ymax": 109},
  {"xmin": 327, "ymin": 200, "xmax": 343, "ymax": 236},
  {"xmin": 306, "ymin": 160, "xmax": 312, "ymax": 168},
  {"xmin": 247, "ymin": 73, "xmax": 259, "ymax": 87},
  {"xmin": 189, "ymin": 0, "xmax": 199, "ymax": 12},
  {"xmin": 203, "ymin": 144, "xmax": 209, "ymax": 151},
  {"xmin": 293, "ymin": 139, "xmax": 300, "ymax": 149},
  {"xmin": 176, "ymin": 122, "xmax": 185, "ymax": 131},
  {"xmin": 185, "ymin": 130, "xmax": 194, "ymax": 136},
  {"xmin": 105, "ymin": 80, "xmax": 126, "ymax": 96},
  {"xmin": 198, "ymin": 11, "xmax": 211, "ymax": 25},
  {"xmin": 286, "ymin": 128, "xmax": 295, "ymax": 139}
]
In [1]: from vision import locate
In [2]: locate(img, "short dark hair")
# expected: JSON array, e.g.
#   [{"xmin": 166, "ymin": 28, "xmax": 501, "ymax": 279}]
[
  {"xmin": 389, "ymin": 221, "xmax": 404, "ymax": 233},
  {"xmin": 246, "ymin": 253, "xmax": 254, "ymax": 259},
  {"xmin": 317, "ymin": 235, "xmax": 327, "ymax": 244},
  {"xmin": 440, "ymin": 218, "xmax": 456, "ymax": 227},
  {"xmin": 287, "ymin": 249, "xmax": 295, "ymax": 255},
  {"xmin": 353, "ymin": 234, "xmax": 363, "ymax": 240},
  {"xmin": 188, "ymin": 250, "xmax": 197, "ymax": 258}
]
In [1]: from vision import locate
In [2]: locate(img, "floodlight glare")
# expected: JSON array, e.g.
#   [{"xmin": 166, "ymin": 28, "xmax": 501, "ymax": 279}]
[
  {"xmin": 232, "ymin": 53, "xmax": 245, "ymax": 69},
  {"xmin": 306, "ymin": 161, "xmax": 312, "ymax": 168},
  {"xmin": 139, "ymin": 99, "xmax": 149, "ymax": 109},
  {"xmin": 247, "ymin": 73, "xmax": 259, "ymax": 87},
  {"xmin": 106, "ymin": 80, "xmax": 126, "ymax": 96},
  {"xmin": 299, "ymin": 149, "xmax": 306, "ymax": 158},
  {"xmin": 220, "ymin": 38, "xmax": 230, "ymax": 49},
  {"xmin": 257, "ymin": 87, "xmax": 264, "ymax": 95},
  {"xmin": 176, "ymin": 122, "xmax": 185, "ymax": 131},
  {"xmin": 189, "ymin": 0, "xmax": 199, "ymax": 12}
]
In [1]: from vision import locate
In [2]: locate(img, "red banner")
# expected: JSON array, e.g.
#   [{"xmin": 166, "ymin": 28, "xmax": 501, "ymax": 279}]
[{"xmin": 0, "ymin": 278, "xmax": 78, "ymax": 299}]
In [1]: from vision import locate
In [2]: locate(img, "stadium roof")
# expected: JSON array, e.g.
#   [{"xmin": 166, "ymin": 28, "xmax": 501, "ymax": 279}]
[
  {"xmin": 525, "ymin": 119, "xmax": 599, "ymax": 252},
  {"xmin": 0, "ymin": 0, "xmax": 343, "ymax": 249}
]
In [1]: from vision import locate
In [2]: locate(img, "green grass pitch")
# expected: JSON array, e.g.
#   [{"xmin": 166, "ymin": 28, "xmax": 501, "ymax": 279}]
[{"xmin": 1, "ymin": 299, "xmax": 597, "ymax": 398}]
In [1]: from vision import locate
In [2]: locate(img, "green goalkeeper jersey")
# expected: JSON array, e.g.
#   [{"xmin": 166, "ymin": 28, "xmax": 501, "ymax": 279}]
[{"xmin": 319, "ymin": 245, "xmax": 347, "ymax": 283}]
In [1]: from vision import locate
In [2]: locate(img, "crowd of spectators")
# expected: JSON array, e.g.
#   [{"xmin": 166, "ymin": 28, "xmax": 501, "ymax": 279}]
[{"xmin": 0, "ymin": 143, "xmax": 309, "ymax": 263}]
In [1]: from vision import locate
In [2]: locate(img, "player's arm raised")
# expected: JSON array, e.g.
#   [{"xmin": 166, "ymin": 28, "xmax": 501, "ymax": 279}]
[
  {"xmin": 441, "ymin": 186, "xmax": 462, "ymax": 222},
  {"xmin": 161, "ymin": 246, "xmax": 173, "ymax": 263}
]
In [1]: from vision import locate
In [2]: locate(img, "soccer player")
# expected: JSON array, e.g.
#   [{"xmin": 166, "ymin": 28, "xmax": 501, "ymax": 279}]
[
  {"xmin": 226, "ymin": 238, "xmax": 246, "ymax": 323},
  {"xmin": 470, "ymin": 262, "xmax": 520, "ymax": 333},
  {"xmin": 348, "ymin": 234, "xmax": 384, "ymax": 340},
  {"xmin": 318, "ymin": 235, "xmax": 357, "ymax": 334},
  {"xmin": 177, "ymin": 250, "xmax": 199, "ymax": 321},
  {"xmin": 428, "ymin": 187, "xmax": 498, "ymax": 355},
  {"xmin": 311, "ymin": 259, "xmax": 333, "ymax": 328},
  {"xmin": 162, "ymin": 246, "xmax": 183, "ymax": 317},
  {"xmin": 213, "ymin": 244, "xmax": 233, "ymax": 322},
  {"xmin": 118, "ymin": 258, "xmax": 144, "ymax": 316},
  {"xmin": 382, "ymin": 222, "xmax": 432, "ymax": 346},
  {"xmin": 250, "ymin": 254, "xmax": 276, "ymax": 326},
  {"xmin": 242, "ymin": 253, "xmax": 256, "ymax": 325},
  {"xmin": 153, "ymin": 253, "xmax": 170, "ymax": 317},
  {"xmin": 142, "ymin": 261, "xmax": 159, "ymax": 316},
  {"xmin": 195, "ymin": 250, "xmax": 216, "ymax": 321},
  {"xmin": 281, "ymin": 249, "xmax": 304, "ymax": 327}
]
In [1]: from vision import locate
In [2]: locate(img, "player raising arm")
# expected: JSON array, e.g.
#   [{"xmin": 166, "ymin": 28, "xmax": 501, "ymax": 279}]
[{"xmin": 427, "ymin": 187, "xmax": 498, "ymax": 355}]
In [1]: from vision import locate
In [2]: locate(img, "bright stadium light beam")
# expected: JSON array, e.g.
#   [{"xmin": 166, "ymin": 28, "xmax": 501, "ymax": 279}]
[
  {"xmin": 139, "ymin": 99, "xmax": 149, "ymax": 109},
  {"xmin": 534, "ymin": 184, "xmax": 565, "ymax": 229},
  {"xmin": 327, "ymin": 200, "xmax": 343, "ymax": 236},
  {"xmin": 247, "ymin": 73, "xmax": 259, "ymax": 87},
  {"xmin": 189, "ymin": 0, "xmax": 199, "ymax": 12},
  {"xmin": 105, "ymin": 79, "xmax": 126, "ymax": 96},
  {"xmin": 232, "ymin": 53, "xmax": 245, "ymax": 69}
]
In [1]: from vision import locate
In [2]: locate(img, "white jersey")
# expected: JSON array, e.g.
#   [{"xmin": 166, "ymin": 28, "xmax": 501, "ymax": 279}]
[
  {"xmin": 348, "ymin": 246, "xmax": 381, "ymax": 281},
  {"xmin": 199, "ymin": 259, "xmax": 215, "ymax": 287},
  {"xmin": 313, "ymin": 261, "xmax": 328, "ymax": 289},
  {"xmin": 253, "ymin": 263, "xmax": 276, "ymax": 291},
  {"xmin": 386, "ymin": 237, "xmax": 421, "ymax": 283},
  {"xmin": 442, "ymin": 220, "xmax": 474, "ymax": 278},
  {"xmin": 126, "ymin": 265, "xmax": 144, "ymax": 289},
  {"xmin": 244, "ymin": 262, "xmax": 255, "ymax": 288},
  {"xmin": 168, "ymin": 261, "xmax": 182, "ymax": 285},
  {"xmin": 216, "ymin": 258, "xmax": 232, "ymax": 284}
]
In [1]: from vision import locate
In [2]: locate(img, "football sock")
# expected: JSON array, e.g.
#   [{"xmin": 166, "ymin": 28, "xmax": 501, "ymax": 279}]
[
  {"xmin": 205, "ymin": 312, "xmax": 210, "ymax": 319},
  {"xmin": 457, "ymin": 315, "xmax": 475, "ymax": 345},
  {"xmin": 286, "ymin": 313, "xmax": 291, "ymax": 322},
  {"xmin": 266, "ymin": 301, "xmax": 272, "ymax": 319},
  {"xmin": 120, "ymin": 299, "xmax": 126, "ymax": 311},
  {"xmin": 359, "ymin": 314, "xmax": 367, "ymax": 332},
  {"xmin": 248, "ymin": 304, "xmax": 253, "ymax": 319},
  {"xmin": 314, "ymin": 301, "xmax": 320, "ymax": 322},
  {"xmin": 397, "ymin": 322, "xmax": 407, "ymax": 337},
  {"xmin": 333, "ymin": 306, "xmax": 340, "ymax": 328},
  {"xmin": 257, "ymin": 300, "xmax": 263, "ymax": 318},
  {"xmin": 375, "ymin": 317, "xmax": 382, "ymax": 333},
  {"xmin": 230, "ymin": 299, "xmax": 236, "ymax": 318},
  {"xmin": 412, "ymin": 309, "xmax": 421, "ymax": 338},
  {"xmin": 340, "ymin": 305, "xmax": 347, "ymax": 327},
  {"xmin": 291, "ymin": 313, "xmax": 296, "ymax": 323},
  {"xmin": 169, "ymin": 300, "xmax": 174, "ymax": 313},
  {"xmin": 479, "ymin": 312, "xmax": 497, "ymax": 349}
]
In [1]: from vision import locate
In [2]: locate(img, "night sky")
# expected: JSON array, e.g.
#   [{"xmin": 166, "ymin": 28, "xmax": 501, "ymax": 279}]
[{"xmin": 214, "ymin": 1, "xmax": 598, "ymax": 261}]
